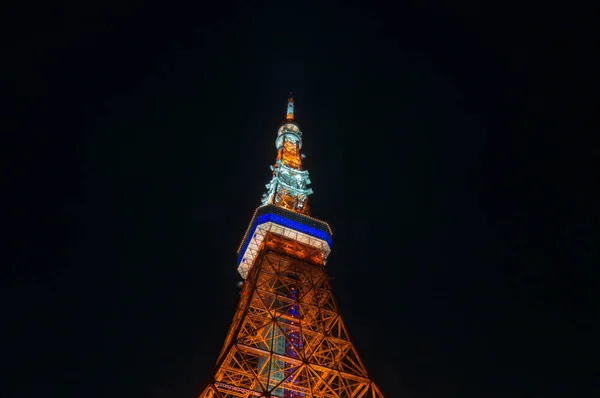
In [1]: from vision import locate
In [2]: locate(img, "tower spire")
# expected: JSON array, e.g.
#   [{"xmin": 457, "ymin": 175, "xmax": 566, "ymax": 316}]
[
  {"xmin": 261, "ymin": 94, "xmax": 312, "ymax": 215},
  {"xmin": 286, "ymin": 92, "xmax": 295, "ymax": 120}
]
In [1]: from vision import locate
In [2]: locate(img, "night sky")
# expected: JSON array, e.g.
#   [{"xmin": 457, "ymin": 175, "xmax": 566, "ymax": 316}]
[{"xmin": 4, "ymin": 2, "xmax": 598, "ymax": 398}]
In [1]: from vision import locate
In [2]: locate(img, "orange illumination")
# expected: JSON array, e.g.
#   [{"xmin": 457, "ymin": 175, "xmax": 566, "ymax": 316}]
[
  {"xmin": 281, "ymin": 140, "xmax": 302, "ymax": 169},
  {"xmin": 199, "ymin": 245, "xmax": 385, "ymax": 398}
]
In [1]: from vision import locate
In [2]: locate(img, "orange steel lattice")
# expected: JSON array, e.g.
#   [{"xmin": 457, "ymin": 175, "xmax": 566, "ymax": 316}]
[
  {"xmin": 199, "ymin": 235, "xmax": 384, "ymax": 398},
  {"xmin": 278, "ymin": 139, "xmax": 303, "ymax": 171}
]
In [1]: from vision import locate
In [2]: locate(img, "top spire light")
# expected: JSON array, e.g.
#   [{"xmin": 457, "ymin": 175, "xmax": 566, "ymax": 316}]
[{"xmin": 286, "ymin": 94, "xmax": 294, "ymax": 120}]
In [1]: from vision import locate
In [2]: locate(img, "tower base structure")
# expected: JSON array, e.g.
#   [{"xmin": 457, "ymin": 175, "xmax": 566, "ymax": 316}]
[{"xmin": 199, "ymin": 206, "xmax": 384, "ymax": 398}]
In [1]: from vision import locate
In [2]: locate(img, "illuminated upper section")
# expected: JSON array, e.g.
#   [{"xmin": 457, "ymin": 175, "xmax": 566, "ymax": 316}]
[
  {"xmin": 239, "ymin": 96, "xmax": 331, "ymax": 278},
  {"xmin": 261, "ymin": 95, "xmax": 313, "ymax": 215}
]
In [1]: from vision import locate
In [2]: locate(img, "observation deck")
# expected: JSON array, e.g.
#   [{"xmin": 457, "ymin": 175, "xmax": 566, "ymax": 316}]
[{"xmin": 237, "ymin": 204, "xmax": 333, "ymax": 279}]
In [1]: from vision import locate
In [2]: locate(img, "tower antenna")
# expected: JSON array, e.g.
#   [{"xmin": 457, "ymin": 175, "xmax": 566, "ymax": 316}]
[{"xmin": 286, "ymin": 93, "xmax": 295, "ymax": 120}]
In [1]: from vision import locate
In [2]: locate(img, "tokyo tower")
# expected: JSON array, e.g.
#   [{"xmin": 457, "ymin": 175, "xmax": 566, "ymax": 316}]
[{"xmin": 198, "ymin": 95, "xmax": 384, "ymax": 398}]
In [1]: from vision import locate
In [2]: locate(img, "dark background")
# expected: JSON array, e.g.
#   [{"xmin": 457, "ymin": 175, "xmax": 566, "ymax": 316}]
[{"xmin": 3, "ymin": 2, "xmax": 598, "ymax": 398}]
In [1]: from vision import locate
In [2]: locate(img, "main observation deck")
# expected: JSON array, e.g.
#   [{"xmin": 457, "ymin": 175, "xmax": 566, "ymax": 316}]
[{"xmin": 236, "ymin": 205, "xmax": 333, "ymax": 279}]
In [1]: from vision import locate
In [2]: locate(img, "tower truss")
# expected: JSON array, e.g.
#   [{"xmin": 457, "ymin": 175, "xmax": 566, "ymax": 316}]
[{"xmin": 199, "ymin": 96, "xmax": 384, "ymax": 398}]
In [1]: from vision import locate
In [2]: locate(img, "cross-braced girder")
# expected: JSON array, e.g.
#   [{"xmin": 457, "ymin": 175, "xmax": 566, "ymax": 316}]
[{"xmin": 200, "ymin": 246, "xmax": 384, "ymax": 398}]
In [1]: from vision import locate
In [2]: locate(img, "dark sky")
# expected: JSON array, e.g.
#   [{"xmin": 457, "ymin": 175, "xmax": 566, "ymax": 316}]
[{"xmin": 3, "ymin": 2, "xmax": 598, "ymax": 398}]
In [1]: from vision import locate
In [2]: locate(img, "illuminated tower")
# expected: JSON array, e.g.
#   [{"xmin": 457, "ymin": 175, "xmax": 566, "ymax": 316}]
[{"xmin": 199, "ymin": 95, "xmax": 384, "ymax": 398}]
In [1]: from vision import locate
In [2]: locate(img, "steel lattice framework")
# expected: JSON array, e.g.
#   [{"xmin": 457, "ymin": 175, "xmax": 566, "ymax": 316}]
[{"xmin": 198, "ymin": 96, "xmax": 384, "ymax": 398}]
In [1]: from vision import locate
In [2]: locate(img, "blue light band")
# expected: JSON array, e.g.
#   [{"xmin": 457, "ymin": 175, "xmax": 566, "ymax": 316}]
[{"xmin": 237, "ymin": 212, "xmax": 332, "ymax": 266}]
